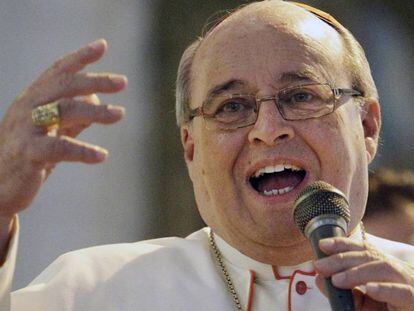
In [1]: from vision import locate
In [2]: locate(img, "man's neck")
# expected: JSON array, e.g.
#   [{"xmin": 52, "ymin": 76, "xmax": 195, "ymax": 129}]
[
  {"xmin": 217, "ymin": 231, "xmax": 314, "ymax": 266},
  {"xmin": 214, "ymin": 234, "xmax": 312, "ymax": 270}
]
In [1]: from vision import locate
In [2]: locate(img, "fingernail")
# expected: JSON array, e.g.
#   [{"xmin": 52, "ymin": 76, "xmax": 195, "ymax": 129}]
[
  {"xmin": 94, "ymin": 148, "xmax": 108, "ymax": 161},
  {"xmin": 319, "ymin": 239, "xmax": 334, "ymax": 249},
  {"xmin": 90, "ymin": 39, "xmax": 107, "ymax": 50},
  {"xmin": 112, "ymin": 75, "xmax": 128, "ymax": 88},
  {"xmin": 108, "ymin": 105, "xmax": 125, "ymax": 117}
]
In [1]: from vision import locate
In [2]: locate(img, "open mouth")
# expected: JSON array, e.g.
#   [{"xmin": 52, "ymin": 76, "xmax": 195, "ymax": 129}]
[{"xmin": 249, "ymin": 164, "xmax": 306, "ymax": 196}]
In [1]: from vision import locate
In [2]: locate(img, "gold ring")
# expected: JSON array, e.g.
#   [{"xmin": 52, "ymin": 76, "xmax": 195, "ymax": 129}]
[{"xmin": 32, "ymin": 102, "xmax": 60, "ymax": 127}]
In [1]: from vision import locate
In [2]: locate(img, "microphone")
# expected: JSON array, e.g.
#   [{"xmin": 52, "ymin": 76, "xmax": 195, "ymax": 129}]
[{"xmin": 293, "ymin": 181, "xmax": 355, "ymax": 311}]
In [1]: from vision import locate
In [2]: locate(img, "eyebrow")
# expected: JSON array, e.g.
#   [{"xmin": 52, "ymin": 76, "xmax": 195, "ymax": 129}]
[
  {"xmin": 204, "ymin": 70, "xmax": 322, "ymax": 105},
  {"xmin": 279, "ymin": 70, "xmax": 321, "ymax": 84},
  {"xmin": 206, "ymin": 79, "xmax": 246, "ymax": 98}
]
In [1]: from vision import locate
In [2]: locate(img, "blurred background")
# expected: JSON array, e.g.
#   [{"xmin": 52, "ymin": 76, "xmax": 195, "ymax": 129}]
[{"xmin": 0, "ymin": 0, "xmax": 412, "ymax": 289}]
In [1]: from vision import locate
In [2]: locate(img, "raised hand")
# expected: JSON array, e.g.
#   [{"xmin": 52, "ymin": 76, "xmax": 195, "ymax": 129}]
[{"xmin": 0, "ymin": 39, "xmax": 127, "ymax": 229}]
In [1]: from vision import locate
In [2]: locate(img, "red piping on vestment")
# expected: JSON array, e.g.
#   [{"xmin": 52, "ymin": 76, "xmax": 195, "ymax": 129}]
[
  {"xmin": 287, "ymin": 270, "xmax": 317, "ymax": 311},
  {"xmin": 248, "ymin": 266, "xmax": 317, "ymax": 311},
  {"xmin": 271, "ymin": 266, "xmax": 291, "ymax": 280},
  {"xmin": 247, "ymin": 270, "xmax": 255, "ymax": 311}
]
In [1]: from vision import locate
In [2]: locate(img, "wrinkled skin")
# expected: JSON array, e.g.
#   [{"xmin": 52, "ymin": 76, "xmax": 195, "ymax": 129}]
[
  {"xmin": 180, "ymin": 1, "xmax": 413, "ymax": 310},
  {"xmin": 315, "ymin": 237, "xmax": 414, "ymax": 310},
  {"xmin": 0, "ymin": 39, "xmax": 127, "ymax": 258}
]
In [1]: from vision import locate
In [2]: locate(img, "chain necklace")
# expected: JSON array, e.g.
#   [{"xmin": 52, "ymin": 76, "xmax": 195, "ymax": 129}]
[
  {"xmin": 209, "ymin": 223, "xmax": 367, "ymax": 311},
  {"xmin": 360, "ymin": 221, "xmax": 367, "ymax": 242},
  {"xmin": 209, "ymin": 229, "xmax": 243, "ymax": 311}
]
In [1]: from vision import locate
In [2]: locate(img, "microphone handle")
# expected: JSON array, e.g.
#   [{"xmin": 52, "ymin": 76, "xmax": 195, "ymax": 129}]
[{"xmin": 309, "ymin": 225, "xmax": 355, "ymax": 311}]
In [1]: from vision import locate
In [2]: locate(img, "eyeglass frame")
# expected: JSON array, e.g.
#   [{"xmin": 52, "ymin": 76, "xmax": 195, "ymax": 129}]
[{"xmin": 188, "ymin": 82, "xmax": 363, "ymax": 129}]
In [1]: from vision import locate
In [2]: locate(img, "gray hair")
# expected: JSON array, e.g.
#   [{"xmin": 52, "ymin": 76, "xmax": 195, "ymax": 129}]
[
  {"xmin": 175, "ymin": 37, "xmax": 202, "ymax": 126},
  {"xmin": 175, "ymin": 3, "xmax": 379, "ymax": 127}
]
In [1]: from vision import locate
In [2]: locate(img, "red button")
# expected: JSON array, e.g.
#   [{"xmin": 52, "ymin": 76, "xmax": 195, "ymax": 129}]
[{"xmin": 295, "ymin": 281, "xmax": 307, "ymax": 295}]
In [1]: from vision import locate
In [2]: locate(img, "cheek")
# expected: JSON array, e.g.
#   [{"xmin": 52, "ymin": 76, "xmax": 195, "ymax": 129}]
[
  {"xmin": 309, "ymin": 111, "xmax": 366, "ymax": 185},
  {"xmin": 315, "ymin": 111, "xmax": 368, "ymax": 225},
  {"xmin": 192, "ymin": 129, "xmax": 246, "ymax": 199},
  {"xmin": 335, "ymin": 111, "xmax": 367, "ymax": 169},
  {"xmin": 196, "ymin": 130, "xmax": 245, "ymax": 174},
  {"xmin": 191, "ymin": 129, "xmax": 248, "ymax": 227}
]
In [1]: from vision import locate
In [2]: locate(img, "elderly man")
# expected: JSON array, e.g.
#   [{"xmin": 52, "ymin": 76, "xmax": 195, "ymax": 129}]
[{"xmin": 0, "ymin": 1, "xmax": 413, "ymax": 310}]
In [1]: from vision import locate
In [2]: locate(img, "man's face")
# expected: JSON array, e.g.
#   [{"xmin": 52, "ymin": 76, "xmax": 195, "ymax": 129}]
[{"xmin": 181, "ymin": 2, "xmax": 380, "ymax": 263}]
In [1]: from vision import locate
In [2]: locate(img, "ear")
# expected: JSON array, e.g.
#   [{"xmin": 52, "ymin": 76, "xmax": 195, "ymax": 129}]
[
  {"xmin": 180, "ymin": 124, "xmax": 194, "ymax": 163},
  {"xmin": 361, "ymin": 98, "xmax": 381, "ymax": 164}
]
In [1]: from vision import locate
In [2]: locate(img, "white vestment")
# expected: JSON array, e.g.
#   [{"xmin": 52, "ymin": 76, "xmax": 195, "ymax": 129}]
[{"xmin": 1, "ymin": 221, "xmax": 414, "ymax": 311}]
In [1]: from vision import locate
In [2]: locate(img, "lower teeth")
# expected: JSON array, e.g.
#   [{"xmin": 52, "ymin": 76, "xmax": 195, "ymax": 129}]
[{"xmin": 263, "ymin": 186, "xmax": 294, "ymax": 196}]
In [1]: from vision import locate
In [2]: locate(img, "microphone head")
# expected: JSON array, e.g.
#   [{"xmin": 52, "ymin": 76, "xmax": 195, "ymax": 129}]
[{"xmin": 293, "ymin": 181, "xmax": 350, "ymax": 235}]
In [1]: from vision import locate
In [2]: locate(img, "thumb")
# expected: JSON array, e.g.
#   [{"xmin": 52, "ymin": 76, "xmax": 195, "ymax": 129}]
[{"xmin": 315, "ymin": 274, "xmax": 328, "ymax": 297}]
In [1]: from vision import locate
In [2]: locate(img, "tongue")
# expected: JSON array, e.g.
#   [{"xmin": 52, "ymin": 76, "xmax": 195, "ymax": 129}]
[{"xmin": 256, "ymin": 171, "xmax": 303, "ymax": 193}]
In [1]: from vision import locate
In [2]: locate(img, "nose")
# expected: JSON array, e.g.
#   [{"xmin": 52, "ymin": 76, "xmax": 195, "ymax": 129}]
[{"xmin": 247, "ymin": 99, "xmax": 295, "ymax": 146}]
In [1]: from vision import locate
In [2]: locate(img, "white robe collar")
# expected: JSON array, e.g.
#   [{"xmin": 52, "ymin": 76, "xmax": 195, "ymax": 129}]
[{"xmin": 212, "ymin": 225, "xmax": 363, "ymax": 281}]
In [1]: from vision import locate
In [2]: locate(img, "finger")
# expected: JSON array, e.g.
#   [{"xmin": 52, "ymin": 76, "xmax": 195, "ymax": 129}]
[
  {"xmin": 331, "ymin": 260, "xmax": 403, "ymax": 289},
  {"xmin": 32, "ymin": 135, "xmax": 108, "ymax": 164},
  {"xmin": 32, "ymin": 72, "xmax": 127, "ymax": 107},
  {"xmin": 314, "ymin": 250, "xmax": 379, "ymax": 277},
  {"xmin": 58, "ymin": 98, "xmax": 125, "ymax": 127},
  {"xmin": 57, "ymin": 94, "xmax": 99, "ymax": 137},
  {"xmin": 60, "ymin": 72, "xmax": 127, "ymax": 98},
  {"xmin": 48, "ymin": 39, "xmax": 107, "ymax": 75},
  {"xmin": 78, "ymin": 93, "xmax": 101, "ymax": 106},
  {"xmin": 19, "ymin": 40, "xmax": 108, "ymax": 107},
  {"xmin": 318, "ymin": 237, "xmax": 366, "ymax": 256},
  {"xmin": 366, "ymin": 282, "xmax": 414, "ymax": 308}
]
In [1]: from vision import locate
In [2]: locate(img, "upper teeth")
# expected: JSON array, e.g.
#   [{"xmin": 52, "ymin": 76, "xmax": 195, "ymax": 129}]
[{"xmin": 254, "ymin": 164, "xmax": 302, "ymax": 178}]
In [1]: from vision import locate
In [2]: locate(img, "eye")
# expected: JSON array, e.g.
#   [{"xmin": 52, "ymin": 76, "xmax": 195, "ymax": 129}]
[
  {"xmin": 279, "ymin": 87, "xmax": 321, "ymax": 106},
  {"xmin": 214, "ymin": 97, "xmax": 255, "ymax": 115},
  {"xmin": 292, "ymin": 92, "xmax": 313, "ymax": 102},
  {"xmin": 220, "ymin": 100, "xmax": 246, "ymax": 113},
  {"xmin": 211, "ymin": 96, "xmax": 256, "ymax": 124}
]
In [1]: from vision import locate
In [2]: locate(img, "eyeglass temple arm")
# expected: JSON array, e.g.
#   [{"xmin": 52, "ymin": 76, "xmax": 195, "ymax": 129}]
[{"xmin": 333, "ymin": 88, "xmax": 362, "ymax": 99}]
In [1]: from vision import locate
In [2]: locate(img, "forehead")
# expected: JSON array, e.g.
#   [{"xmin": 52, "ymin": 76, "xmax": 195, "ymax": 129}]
[{"xmin": 191, "ymin": 2, "xmax": 348, "ymax": 105}]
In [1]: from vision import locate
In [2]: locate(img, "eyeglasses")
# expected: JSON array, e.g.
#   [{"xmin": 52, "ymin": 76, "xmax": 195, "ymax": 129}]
[{"xmin": 189, "ymin": 83, "xmax": 362, "ymax": 130}]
